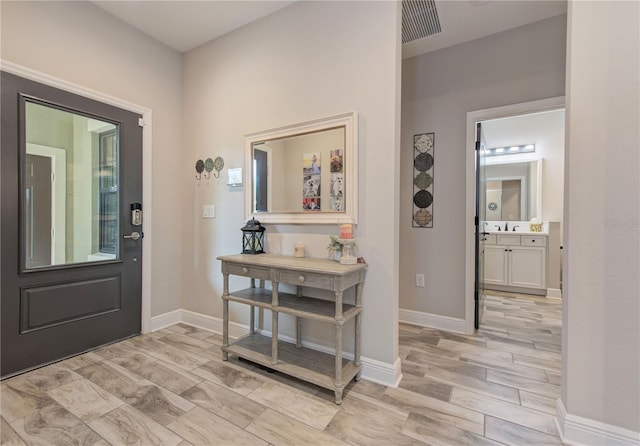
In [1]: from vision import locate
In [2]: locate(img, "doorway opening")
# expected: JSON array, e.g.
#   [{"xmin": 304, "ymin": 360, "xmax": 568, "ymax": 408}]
[{"xmin": 465, "ymin": 97, "xmax": 565, "ymax": 335}]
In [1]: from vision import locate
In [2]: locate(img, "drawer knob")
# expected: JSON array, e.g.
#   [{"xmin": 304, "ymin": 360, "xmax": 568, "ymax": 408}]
[
  {"xmin": 531, "ymin": 239, "xmax": 536, "ymax": 243},
  {"xmin": 298, "ymin": 275, "xmax": 305, "ymax": 282},
  {"xmin": 242, "ymin": 267, "xmax": 249, "ymax": 273}
]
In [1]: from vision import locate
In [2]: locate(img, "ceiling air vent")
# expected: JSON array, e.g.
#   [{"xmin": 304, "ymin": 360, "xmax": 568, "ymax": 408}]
[{"xmin": 402, "ymin": 0, "xmax": 442, "ymax": 44}]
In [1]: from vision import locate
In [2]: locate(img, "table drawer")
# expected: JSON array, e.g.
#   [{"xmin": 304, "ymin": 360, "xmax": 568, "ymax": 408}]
[
  {"xmin": 521, "ymin": 236, "xmax": 547, "ymax": 247},
  {"xmin": 227, "ymin": 264, "xmax": 270, "ymax": 280},
  {"xmin": 279, "ymin": 270, "xmax": 333, "ymax": 289}
]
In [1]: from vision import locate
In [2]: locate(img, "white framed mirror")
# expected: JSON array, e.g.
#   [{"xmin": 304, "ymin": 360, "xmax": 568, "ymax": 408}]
[
  {"xmin": 245, "ymin": 111, "xmax": 357, "ymax": 224},
  {"xmin": 485, "ymin": 156, "xmax": 542, "ymax": 221}
]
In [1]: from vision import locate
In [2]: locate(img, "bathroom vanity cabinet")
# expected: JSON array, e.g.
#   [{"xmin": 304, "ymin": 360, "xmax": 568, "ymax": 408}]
[
  {"xmin": 484, "ymin": 234, "xmax": 547, "ymax": 293},
  {"xmin": 217, "ymin": 254, "xmax": 366, "ymax": 404}
]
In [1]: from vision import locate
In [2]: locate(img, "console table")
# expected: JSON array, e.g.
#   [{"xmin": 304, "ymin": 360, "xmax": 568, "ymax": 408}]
[{"xmin": 217, "ymin": 254, "xmax": 366, "ymax": 404}]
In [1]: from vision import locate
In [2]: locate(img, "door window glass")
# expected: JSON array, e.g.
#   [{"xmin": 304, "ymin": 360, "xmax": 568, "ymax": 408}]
[{"xmin": 23, "ymin": 99, "xmax": 120, "ymax": 269}]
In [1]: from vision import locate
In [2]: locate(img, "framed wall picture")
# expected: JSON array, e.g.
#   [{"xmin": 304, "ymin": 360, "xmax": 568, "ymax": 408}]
[{"xmin": 412, "ymin": 132, "xmax": 434, "ymax": 228}]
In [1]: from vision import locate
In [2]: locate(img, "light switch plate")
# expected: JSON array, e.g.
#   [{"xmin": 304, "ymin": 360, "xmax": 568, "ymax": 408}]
[{"xmin": 203, "ymin": 205, "xmax": 215, "ymax": 218}]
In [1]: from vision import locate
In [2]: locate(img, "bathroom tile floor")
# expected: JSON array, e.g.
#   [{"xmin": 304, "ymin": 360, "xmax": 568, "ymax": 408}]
[{"xmin": 1, "ymin": 293, "xmax": 562, "ymax": 445}]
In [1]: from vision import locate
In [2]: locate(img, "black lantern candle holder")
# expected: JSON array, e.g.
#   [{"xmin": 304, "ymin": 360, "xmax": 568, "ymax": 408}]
[{"xmin": 241, "ymin": 218, "xmax": 265, "ymax": 254}]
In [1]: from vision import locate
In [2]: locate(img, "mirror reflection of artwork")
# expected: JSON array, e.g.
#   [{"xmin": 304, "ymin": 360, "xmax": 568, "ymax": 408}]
[
  {"xmin": 303, "ymin": 152, "xmax": 321, "ymax": 175},
  {"xmin": 303, "ymin": 197, "xmax": 321, "ymax": 211},
  {"xmin": 330, "ymin": 149, "xmax": 343, "ymax": 173},
  {"xmin": 330, "ymin": 173, "xmax": 344, "ymax": 211},
  {"xmin": 302, "ymin": 152, "xmax": 321, "ymax": 210},
  {"xmin": 302, "ymin": 175, "xmax": 321, "ymax": 198},
  {"xmin": 329, "ymin": 149, "xmax": 344, "ymax": 211}
]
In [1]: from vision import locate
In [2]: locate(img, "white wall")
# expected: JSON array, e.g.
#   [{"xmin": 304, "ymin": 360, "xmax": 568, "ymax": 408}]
[
  {"xmin": 483, "ymin": 109, "xmax": 565, "ymax": 231},
  {"xmin": 561, "ymin": 0, "xmax": 640, "ymax": 440},
  {"xmin": 182, "ymin": 1, "xmax": 401, "ymax": 369},
  {"xmin": 1, "ymin": 1, "xmax": 184, "ymax": 317},
  {"xmin": 400, "ymin": 15, "xmax": 566, "ymax": 319}
]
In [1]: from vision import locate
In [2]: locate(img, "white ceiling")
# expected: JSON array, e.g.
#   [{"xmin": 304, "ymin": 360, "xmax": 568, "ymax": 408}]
[{"xmin": 91, "ymin": 0, "xmax": 567, "ymax": 56}]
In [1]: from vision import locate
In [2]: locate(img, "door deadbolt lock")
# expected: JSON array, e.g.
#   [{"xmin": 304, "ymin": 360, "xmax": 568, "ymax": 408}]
[{"xmin": 131, "ymin": 203, "xmax": 142, "ymax": 226}]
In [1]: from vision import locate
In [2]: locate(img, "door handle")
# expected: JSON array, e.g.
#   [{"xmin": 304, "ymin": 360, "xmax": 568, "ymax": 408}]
[{"xmin": 123, "ymin": 231, "xmax": 142, "ymax": 240}]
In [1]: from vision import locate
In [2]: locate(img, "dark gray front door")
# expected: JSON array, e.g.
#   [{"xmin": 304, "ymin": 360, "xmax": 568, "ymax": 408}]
[{"xmin": 1, "ymin": 72, "xmax": 143, "ymax": 378}]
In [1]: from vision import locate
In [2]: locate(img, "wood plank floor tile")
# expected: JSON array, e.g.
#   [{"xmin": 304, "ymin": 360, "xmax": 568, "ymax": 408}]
[
  {"xmin": 246, "ymin": 408, "xmax": 351, "ymax": 446},
  {"xmin": 167, "ymin": 406, "xmax": 268, "ymax": 446},
  {"xmin": 450, "ymin": 387, "xmax": 558, "ymax": 435},
  {"xmin": 118, "ymin": 379, "xmax": 195, "ymax": 426},
  {"xmin": 1, "ymin": 376, "xmax": 57, "ymax": 423},
  {"xmin": 485, "ymin": 415, "xmax": 562, "ymax": 445},
  {"xmin": 104, "ymin": 351, "xmax": 203, "ymax": 395},
  {"xmin": 247, "ymin": 381, "xmax": 339, "ymax": 431},
  {"xmin": 420, "ymin": 364, "xmax": 520, "ymax": 404},
  {"xmin": 438, "ymin": 338, "xmax": 514, "ymax": 361},
  {"xmin": 486, "ymin": 369, "xmax": 560, "ymax": 399},
  {"xmin": 10, "ymin": 402, "xmax": 106, "ymax": 446},
  {"xmin": 519, "ymin": 390, "xmax": 558, "ymax": 415},
  {"xmin": 46, "ymin": 379, "xmax": 123, "ymax": 422},
  {"xmin": 513, "ymin": 353, "xmax": 562, "ymax": 373},
  {"xmin": 403, "ymin": 412, "xmax": 502, "ymax": 446},
  {"xmin": 459, "ymin": 351, "xmax": 549, "ymax": 381},
  {"xmin": 546, "ymin": 371, "xmax": 562, "ymax": 386},
  {"xmin": 191, "ymin": 361, "xmax": 263, "ymax": 396},
  {"xmin": 382, "ymin": 386, "xmax": 485, "ymax": 435},
  {"xmin": 180, "ymin": 380, "xmax": 266, "ymax": 428},
  {"xmin": 405, "ymin": 349, "xmax": 487, "ymax": 380},
  {"xmin": 397, "ymin": 370, "xmax": 453, "ymax": 402},
  {"xmin": 89, "ymin": 403, "xmax": 183, "ymax": 446},
  {"xmin": 323, "ymin": 393, "xmax": 424, "ymax": 446},
  {"xmin": 486, "ymin": 338, "xmax": 562, "ymax": 362},
  {"xmin": 1, "ymin": 416, "xmax": 26, "ymax": 446}
]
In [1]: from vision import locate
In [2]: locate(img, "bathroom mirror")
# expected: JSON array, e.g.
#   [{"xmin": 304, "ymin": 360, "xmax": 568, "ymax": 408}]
[
  {"xmin": 245, "ymin": 112, "xmax": 357, "ymax": 224},
  {"xmin": 485, "ymin": 158, "xmax": 541, "ymax": 221}
]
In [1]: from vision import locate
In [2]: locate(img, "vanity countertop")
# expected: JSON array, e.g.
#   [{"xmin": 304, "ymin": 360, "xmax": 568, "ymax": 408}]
[{"xmin": 487, "ymin": 230, "xmax": 548, "ymax": 236}]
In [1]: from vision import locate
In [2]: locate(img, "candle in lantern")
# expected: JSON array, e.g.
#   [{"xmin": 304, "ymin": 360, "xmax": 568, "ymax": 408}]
[{"xmin": 339, "ymin": 224, "xmax": 352, "ymax": 239}]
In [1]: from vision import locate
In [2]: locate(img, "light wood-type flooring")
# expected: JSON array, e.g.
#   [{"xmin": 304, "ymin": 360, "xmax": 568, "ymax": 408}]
[{"xmin": 1, "ymin": 292, "xmax": 562, "ymax": 445}]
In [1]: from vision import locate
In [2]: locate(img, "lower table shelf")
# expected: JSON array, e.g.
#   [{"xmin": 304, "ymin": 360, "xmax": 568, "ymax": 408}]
[{"xmin": 223, "ymin": 333, "xmax": 360, "ymax": 393}]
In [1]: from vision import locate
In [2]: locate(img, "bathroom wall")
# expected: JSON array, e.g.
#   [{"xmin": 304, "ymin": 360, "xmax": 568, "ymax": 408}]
[
  {"xmin": 483, "ymin": 109, "xmax": 565, "ymax": 231},
  {"xmin": 400, "ymin": 15, "xmax": 566, "ymax": 321}
]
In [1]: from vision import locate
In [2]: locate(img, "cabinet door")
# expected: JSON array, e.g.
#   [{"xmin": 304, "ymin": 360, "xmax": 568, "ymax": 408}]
[
  {"xmin": 509, "ymin": 247, "xmax": 546, "ymax": 289},
  {"xmin": 484, "ymin": 245, "xmax": 508, "ymax": 286}
]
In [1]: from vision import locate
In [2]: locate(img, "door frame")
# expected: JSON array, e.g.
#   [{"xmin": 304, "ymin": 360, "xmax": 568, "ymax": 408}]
[
  {"xmin": 464, "ymin": 96, "xmax": 564, "ymax": 334},
  {"xmin": 1, "ymin": 60, "xmax": 153, "ymax": 334}
]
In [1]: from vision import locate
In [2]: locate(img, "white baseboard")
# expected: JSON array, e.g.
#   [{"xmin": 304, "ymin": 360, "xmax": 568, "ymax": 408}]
[
  {"xmin": 547, "ymin": 288, "xmax": 562, "ymax": 299},
  {"xmin": 149, "ymin": 309, "xmax": 181, "ymax": 331},
  {"xmin": 149, "ymin": 309, "xmax": 401, "ymax": 387},
  {"xmin": 556, "ymin": 399, "xmax": 640, "ymax": 446},
  {"xmin": 399, "ymin": 308, "xmax": 466, "ymax": 334}
]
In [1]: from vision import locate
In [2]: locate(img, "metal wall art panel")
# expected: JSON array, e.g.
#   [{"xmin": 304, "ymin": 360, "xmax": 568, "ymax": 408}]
[{"xmin": 412, "ymin": 132, "xmax": 434, "ymax": 228}]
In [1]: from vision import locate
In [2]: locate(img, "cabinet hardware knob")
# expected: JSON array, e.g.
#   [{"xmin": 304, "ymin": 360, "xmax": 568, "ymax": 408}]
[
  {"xmin": 298, "ymin": 275, "xmax": 305, "ymax": 282},
  {"xmin": 242, "ymin": 267, "xmax": 248, "ymax": 273},
  {"xmin": 531, "ymin": 239, "xmax": 536, "ymax": 243}
]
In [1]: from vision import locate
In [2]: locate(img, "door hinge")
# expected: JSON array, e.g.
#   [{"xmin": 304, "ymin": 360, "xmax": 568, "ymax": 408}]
[
  {"xmin": 51, "ymin": 171, "xmax": 55, "ymax": 182},
  {"xmin": 138, "ymin": 118, "xmax": 146, "ymax": 127}
]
